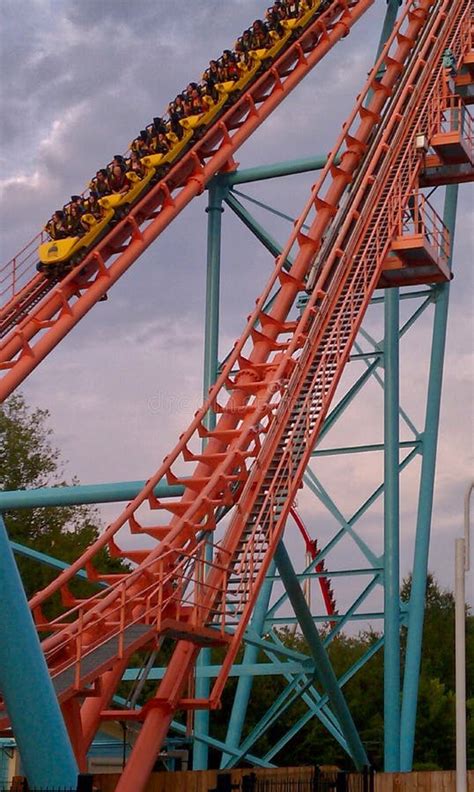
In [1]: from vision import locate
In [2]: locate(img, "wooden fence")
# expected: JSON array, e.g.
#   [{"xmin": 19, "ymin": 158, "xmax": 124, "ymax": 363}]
[
  {"xmin": 94, "ymin": 768, "xmax": 474, "ymax": 792},
  {"xmin": 373, "ymin": 771, "xmax": 474, "ymax": 791}
]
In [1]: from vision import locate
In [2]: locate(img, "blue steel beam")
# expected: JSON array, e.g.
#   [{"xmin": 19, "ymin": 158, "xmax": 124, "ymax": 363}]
[
  {"xmin": 224, "ymin": 192, "xmax": 293, "ymax": 269},
  {"xmin": 194, "ymin": 181, "xmax": 226, "ymax": 770},
  {"xmin": 220, "ymin": 564, "xmax": 275, "ymax": 768},
  {"xmin": 214, "ymin": 154, "xmax": 332, "ymax": 186},
  {"xmin": 262, "ymin": 637, "xmax": 384, "ymax": 763},
  {"xmin": 0, "ymin": 479, "xmax": 183, "ymax": 510},
  {"xmin": 383, "ymin": 288, "xmax": 401, "ymax": 771},
  {"xmin": 274, "ymin": 541, "xmax": 369, "ymax": 769},
  {"xmin": 0, "ymin": 516, "xmax": 78, "ymax": 787},
  {"xmin": 400, "ymin": 185, "xmax": 459, "ymax": 770}
]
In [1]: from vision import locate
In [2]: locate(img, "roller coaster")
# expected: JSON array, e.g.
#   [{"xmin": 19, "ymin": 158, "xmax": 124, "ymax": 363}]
[{"xmin": 0, "ymin": 0, "xmax": 472, "ymax": 789}]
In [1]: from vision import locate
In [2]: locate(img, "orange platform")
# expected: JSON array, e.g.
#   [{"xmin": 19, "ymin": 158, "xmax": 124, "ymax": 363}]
[{"xmin": 378, "ymin": 234, "xmax": 452, "ymax": 289}]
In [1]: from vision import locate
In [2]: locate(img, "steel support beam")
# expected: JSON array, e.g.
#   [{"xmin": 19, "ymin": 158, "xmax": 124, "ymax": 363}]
[
  {"xmin": 400, "ymin": 184, "xmax": 459, "ymax": 770},
  {"xmin": 274, "ymin": 541, "xmax": 369, "ymax": 769},
  {"xmin": 220, "ymin": 564, "xmax": 275, "ymax": 768},
  {"xmin": 214, "ymin": 154, "xmax": 331, "ymax": 187},
  {"xmin": 383, "ymin": 288, "xmax": 401, "ymax": 770},
  {"xmin": 194, "ymin": 182, "xmax": 225, "ymax": 770},
  {"xmin": 225, "ymin": 192, "xmax": 293, "ymax": 268},
  {"xmin": 0, "ymin": 479, "xmax": 183, "ymax": 510},
  {"xmin": 0, "ymin": 516, "xmax": 78, "ymax": 787}
]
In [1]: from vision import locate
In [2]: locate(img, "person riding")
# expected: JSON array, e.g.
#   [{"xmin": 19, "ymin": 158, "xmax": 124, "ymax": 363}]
[
  {"xmin": 92, "ymin": 168, "xmax": 111, "ymax": 198},
  {"xmin": 80, "ymin": 190, "xmax": 105, "ymax": 232},
  {"xmin": 265, "ymin": 6, "xmax": 284, "ymax": 35},
  {"xmin": 108, "ymin": 163, "xmax": 131, "ymax": 194},
  {"xmin": 203, "ymin": 60, "xmax": 221, "ymax": 101},
  {"xmin": 131, "ymin": 131, "xmax": 151, "ymax": 157},
  {"xmin": 167, "ymin": 101, "xmax": 184, "ymax": 139},
  {"xmin": 184, "ymin": 82, "xmax": 199, "ymax": 104},
  {"xmin": 153, "ymin": 116, "xmax": 168, "ymax": 136},
  {"xmin": 127, "ymin": 150, "xmax": 146, "ymax": 178},
  {"xmin": 83, "ymin": 190, "xmax": 104, "ymax": 220},
  {"xmin": 188, "ymin": 86, "xmax": 207, "ymax": 115},
  {"xmin": 152, "ymin": 131, "xmax": 171, "ymax": 155},
  {"xmin": 69, "ymin": 195, "xmax": 85, "ymax": 216},
  {"xmin": 112, "ymin": 154, "xmax": 127, "ymax": 172},
  {"xmin": 45, "ymin": 210, "xmax": 68, "ymax": 240},
  {"xmin": 65, "ymin": 202, "xmax": 85, "ymax": 236},
  {"xmin": 272, "ymin": 0, "xmax": 289, "ymax": 19},
  {"xmin": 220, "ymin": 50, "xmax": 240, "ymax": 81},
  {"xmin": 250, "ymin": 19, "xmax": 272, "ymax": 49},
  {"xmin": 283, "ymin": 0, "xmax": 301, "ymax": 18},
  {"xmin": 175, "ymin": 93, "xmax": 189, "ymax": 118},
  {"xmin": 235, "ymin": 28, "xmax": 253, "ymax": 54}
]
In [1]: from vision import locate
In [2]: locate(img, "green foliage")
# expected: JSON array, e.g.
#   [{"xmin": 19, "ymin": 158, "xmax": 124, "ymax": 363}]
[
  {"xmin": 0, "ymin": 392, "xmax": 124, "ymax": 601},
  {"xmin": 207, "ymin": 577, "xmax": 472, "ymax": 771}
]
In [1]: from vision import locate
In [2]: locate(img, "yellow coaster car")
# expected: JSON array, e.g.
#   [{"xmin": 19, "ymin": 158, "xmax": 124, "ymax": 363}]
[
  {"xmin": 99, "ymin": 165, "xmax": 156, "ymax": 211},
  {"xmin": 247, "ymin": 28, "xmax": 293, "ymax": 69},
  {"xmin": 39, "ymin": 167, "xmax": 157, "ymax": 267},
  {"xmin": 38, "ymin": 207, "xmax": 115, "ymax": 267},
  {"xmin": 282, "ymin": 1, "xmax": 324, "ymax": 32},
  {"xmin": 141, "ymin": 127, "xmax": 194, "ymax": 170}
]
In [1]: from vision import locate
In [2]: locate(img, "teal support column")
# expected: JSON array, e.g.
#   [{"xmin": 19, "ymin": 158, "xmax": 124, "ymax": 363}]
[
  {"xmin": 0, "ymin": 516, "xmax": 78, "ymax": 787},
  {"xmin": 376, "ymin": 0, "xmax": 402, "ymax": 59},
  {"xmin": 225, "ymin": 192, "xmax": 292, "ymax": 269},
  {"xmin": 274, "ymin": 541, "xmax": 369, "ymax": 769},
  {"xmin": 400, "ymin": 185, "xmax": 459, "ymax": 770},
  {"xmin": 383, "ymin": 289, "xmax": 401, "ymax": 770},
  {"xmin": 0, "ymin": 479, "xmax": 182, "ymax": 510},
  {"xmin": 194, "ymin": 181, "xmax": 225, "ymax": 770},
  {"xmin": 216, "ymin": 154, "xmax": 331, "ymax": 187},
  {"xmin": 220, "ymin": 563, "xmax": 276, "ymax": 768}
]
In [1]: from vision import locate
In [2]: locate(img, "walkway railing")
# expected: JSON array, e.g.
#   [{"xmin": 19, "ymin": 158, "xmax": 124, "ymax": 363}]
[{"xmin": 0, "ymin": 232, "xmax": 45, "ymax": 304}]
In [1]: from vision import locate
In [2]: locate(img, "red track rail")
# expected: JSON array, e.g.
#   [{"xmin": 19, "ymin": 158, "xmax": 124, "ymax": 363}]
[
  {"xmin": 0, "ymin": 0, "xmax": 374, "ymax": 400},
  {"xmin": 290, "ymin": 506, "xmax": 337, "ymax": 619}
]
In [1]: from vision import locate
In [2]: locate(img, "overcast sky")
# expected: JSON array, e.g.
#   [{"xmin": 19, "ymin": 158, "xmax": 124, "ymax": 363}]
[{"xmin": 1, "ymin": 0, "xmax": 472, "ymax": 616}]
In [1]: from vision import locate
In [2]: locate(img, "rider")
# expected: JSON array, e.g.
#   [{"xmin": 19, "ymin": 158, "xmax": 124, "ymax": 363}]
[
  {"xmin": 131, "ymin": 131, "xmax": 151, "ymax": 157},
  {"xmin": 203, "ymin": 60, "xmax": 221, "ymax": 101},
  {"xmin": 83, "ymin": 190, "xmax": 104, "ymax": 220},
  {"xmin": 127, "ymin": 150, "xmax": 146, "ymax": 178},
  {"xmin": 188, "ymin": 86, "xmax": 207, "ymax": 114},
  {"xmin": 65, "ymin": 202, "xmax": 85, "ymax": 236},
  {"xmin": 250, "ymin": 19, "xmax": 272, "ymax": 49},
  {"xmin": 284, "ymin": 0, "xmax": 301, "ymax": 18},
  {"xmin": 220, "ymin": 50, "xmax": 240, "ymax": 81},
  {"xmin": 45, "ymin": 210, "xmax": 68, "ymax": 240},
  {"xmin": 108, "ymin": 163, "xmax": 131, "ymax": 194},
  {"xmin": 265, "ymin": 6, "xmax": 284, "ymax": 35},
  {"xmin": 92, "ymin": 169, "xmax": 111, "ymax": 198}
]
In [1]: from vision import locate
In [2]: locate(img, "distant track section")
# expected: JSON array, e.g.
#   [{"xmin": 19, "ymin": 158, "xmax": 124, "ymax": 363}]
[{"xmin": 0, "ymin": 0, "xmax": 374, "ymax": 401}]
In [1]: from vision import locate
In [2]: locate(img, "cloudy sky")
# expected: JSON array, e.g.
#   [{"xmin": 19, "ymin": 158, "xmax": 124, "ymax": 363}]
[{"xmin": 1, "ymin": 0, "xmax": 472, "ymax": 618}]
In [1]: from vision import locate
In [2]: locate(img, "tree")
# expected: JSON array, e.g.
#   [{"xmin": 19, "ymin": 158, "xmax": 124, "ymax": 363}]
[{"xmin": 0, "ymin": 392, "xmax": 124, "ymax": 602}]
